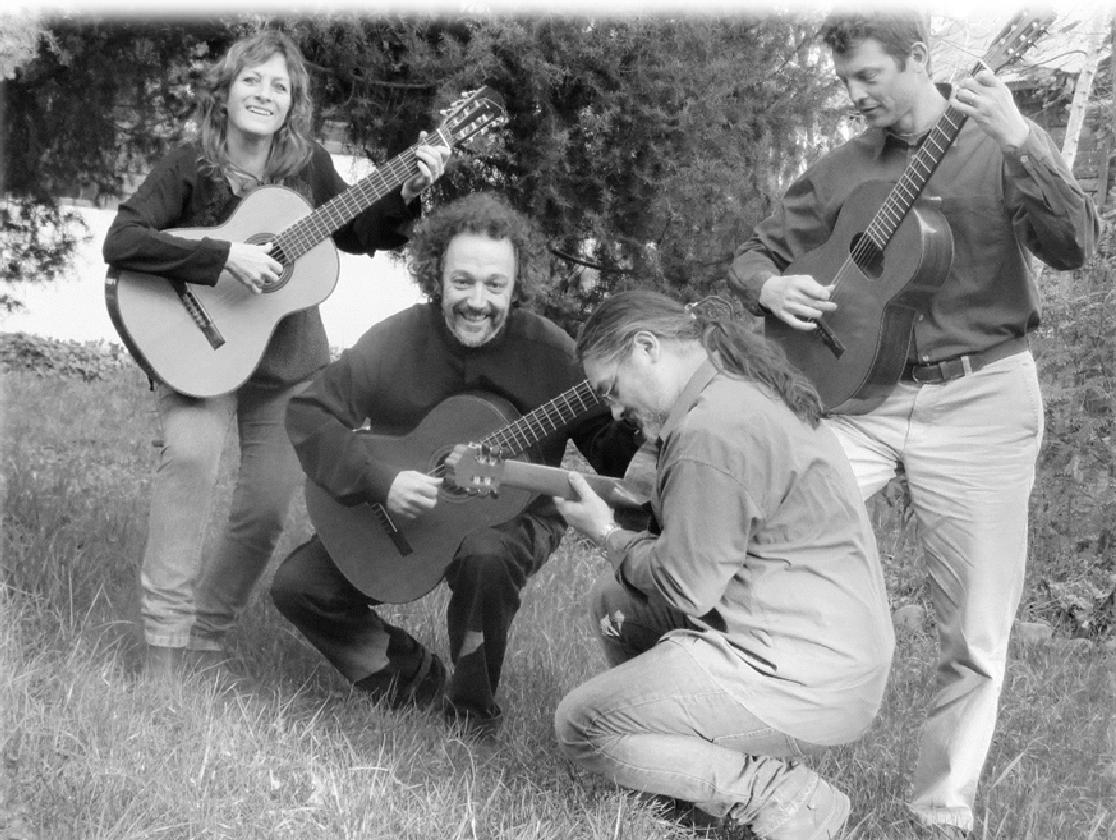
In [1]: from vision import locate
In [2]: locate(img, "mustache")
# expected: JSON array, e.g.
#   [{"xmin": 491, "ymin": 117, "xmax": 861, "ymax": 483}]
[{"xmin": 452, "ymin": 301, "xmax": 499, "ymax": 318}]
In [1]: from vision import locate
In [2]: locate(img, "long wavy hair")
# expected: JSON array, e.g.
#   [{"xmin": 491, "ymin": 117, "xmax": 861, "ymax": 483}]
[
  {"xmin": 577, "ymin": 290, "xmax": 823, "ymax": 427},
  {"xmin": 407, "ymin": 192, "xmax": 548, "ymax": 306},
  {"xmin": 194, "ymin": 29, "xmax": 314, "ymax": 181}
]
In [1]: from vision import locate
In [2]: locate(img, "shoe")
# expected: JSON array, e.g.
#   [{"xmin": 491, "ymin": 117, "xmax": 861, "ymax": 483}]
[
  {"xmin": 142, "ymin": 644, "xmax": 186, "ymax": 679},
  {"xmin": 442, "ymin": 698, "xmax": 504, "ymax": 740},
  {"xmin": 751, "ymin": 777, "xmax": 850, "ymax": 840},
  {"xmin": 913, "ymin": 823, "xmax": 969, "ymax": 839},
  {"xmin": 355, "ymin": 650, "xmax": 446, "ymax": 710}
]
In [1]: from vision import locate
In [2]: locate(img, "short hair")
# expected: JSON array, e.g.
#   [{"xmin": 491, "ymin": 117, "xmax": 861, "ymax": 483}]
[
  {"xmin": 577, "ymin": 290, "xmax": 823, "ymax": 427},
  {"xmin": 820, "ymin": 13, "xmax": 931, "ymax": 74},
  {"xmin": 195, "ymin": 29, "xmax": 314, "ymax": 181},
  {"xmin": 408, "ymin": 192, "xmax": 547, "ymax": 305}
]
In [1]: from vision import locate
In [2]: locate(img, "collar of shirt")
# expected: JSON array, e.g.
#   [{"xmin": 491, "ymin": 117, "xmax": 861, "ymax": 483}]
[{"xmin": 658, "ymin": 358, "xmax": 719, "ymax": 442}]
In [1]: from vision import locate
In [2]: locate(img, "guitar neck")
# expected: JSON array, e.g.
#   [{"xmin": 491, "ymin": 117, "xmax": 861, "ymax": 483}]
[
  {"xmin": 866, "ymin": 104, "xmax": 967, "ymax": 251},
  {"xmin": 480, "ymin": 379, "xmax": 601, "ymax": 456},
  {"xmin": 491, "ymin": 461, "xmax": 648, "ymax": 509},
  {"xmin": 273, "ymin": 126, "xmax": 452, "ymax": 262}
]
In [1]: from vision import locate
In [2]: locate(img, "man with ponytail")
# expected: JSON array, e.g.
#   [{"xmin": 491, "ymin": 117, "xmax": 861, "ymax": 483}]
[{"xmin": 553, "ymin": 290, "xmax": 894, "ymax": 840}]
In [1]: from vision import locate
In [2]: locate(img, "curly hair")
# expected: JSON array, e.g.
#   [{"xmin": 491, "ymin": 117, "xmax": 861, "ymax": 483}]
[
  {"xmin": 577, "ymin": 290, "xmax": 823, "ymax": 428},
  {"xmin": 821, "ymin": 12, "xmax": 931, "ymax": 74},
  {"xmin": 195, "ymin": 29, "xmax": 314, "ymax": 182},
  {"xmin": 407, "ymin": 192, "xmax": 548, "ymax": 305}
]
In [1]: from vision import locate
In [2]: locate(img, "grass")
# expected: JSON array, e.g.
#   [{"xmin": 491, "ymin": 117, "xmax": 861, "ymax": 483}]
[{"xmin": 1, "ymin": 366, "xmax": 1113, "ymax": 839}]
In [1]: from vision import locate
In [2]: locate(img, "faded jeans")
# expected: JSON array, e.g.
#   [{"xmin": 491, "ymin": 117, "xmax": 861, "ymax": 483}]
[
  {"xmin": 555, "ymin": 574, "xmax": 840, "ymax": 832},
  {"xmin": 826, "ymin": 351, "xmax": 1044, "ymax": 831},
  {"xmin": 140, "ymin": 380, "xmax": 304, "ymax": 650}
]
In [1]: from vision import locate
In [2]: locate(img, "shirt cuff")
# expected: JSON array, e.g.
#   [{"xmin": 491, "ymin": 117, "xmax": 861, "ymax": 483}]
[{"xmin": 602, "ymin": 526, "xmax": 640, "ymax": 570}]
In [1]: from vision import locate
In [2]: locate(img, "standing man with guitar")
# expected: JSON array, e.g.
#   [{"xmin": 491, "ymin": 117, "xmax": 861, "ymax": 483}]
[
  {"xmin": 729, "ymin": 14, "xmax": 1097, "ymax": 838},
  {"xmin": 270, "ymin": 192, "xmax": 641, "ymax": 736},
  {"xmin": 102, "ymin": 29, "xmax": 451, "ymax": 679}
]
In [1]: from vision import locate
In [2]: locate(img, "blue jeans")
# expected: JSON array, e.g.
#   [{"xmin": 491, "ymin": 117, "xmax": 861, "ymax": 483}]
[
  {"xmin": 555, "ymin": 574, "xmax": 836, "ymax": 830},
  {"xmin": 827, "ymin": 351, "xmax": 1044, "ymax": 831},
  {"xmin": 140, "ymin": 380, "xmax": 304, "ymax": 649}
]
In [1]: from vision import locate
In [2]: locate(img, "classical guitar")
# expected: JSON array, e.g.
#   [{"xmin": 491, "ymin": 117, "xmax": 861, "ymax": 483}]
[
  {"xmin": 444, "ymin": 442, "xmax": 650, "ymax": 509},
  {"xmin": 765, "ymin": 14, "xmax": 1051, "ymax": 415},
  {"xmin": 105, "ymin": 87, "xmax": 506, "ymax": 398},
  {"xmin": 305, "ymin": 381, "xmax": 605, "ymax": 603}
]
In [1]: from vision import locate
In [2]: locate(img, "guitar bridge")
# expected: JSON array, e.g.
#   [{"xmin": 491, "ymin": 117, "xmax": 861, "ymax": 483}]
[
  {"xmin": 172, "ymin": 281, "xmax": 225, "ymax": 350},
  {"xmin": 814, "ymin": 319, "xmax": 845, "ymax": 358},
  {"xmin": 373, "ymin": 504, "xmax": 413, "ymax": 556}
]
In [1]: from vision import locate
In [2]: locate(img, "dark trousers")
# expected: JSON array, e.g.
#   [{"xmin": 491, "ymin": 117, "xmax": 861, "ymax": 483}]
[{"xmin": 271, "ymin": 511, "xmax": 563, "ymax": 718}]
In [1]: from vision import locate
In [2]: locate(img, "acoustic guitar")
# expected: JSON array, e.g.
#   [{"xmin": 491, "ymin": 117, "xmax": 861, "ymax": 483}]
[
  {"xmin": 105, "ymin": 87, "xmax": 506, "ymax": 398},
  {"xmin": 305, "ymin": 381, "xmax": 607, "ymax": 603},
  {"xmin": 765, "ymin": 14, "xmax": 1051, "ymax": 415},
  {"xmin": 444, "ymin": 442, "xmax": 650, "ymax": 509}
]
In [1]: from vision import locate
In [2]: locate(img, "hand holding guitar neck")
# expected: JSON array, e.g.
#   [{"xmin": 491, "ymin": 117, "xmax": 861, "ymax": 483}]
[{"xmin": 443, "ymin": 443, "xmax": 649, "ymax": 509}]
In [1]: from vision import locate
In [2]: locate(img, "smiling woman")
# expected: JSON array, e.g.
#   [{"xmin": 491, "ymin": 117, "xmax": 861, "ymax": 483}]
[{"xmin": 96, "ymin": 27, "xmax": 451, "ymax": 681}]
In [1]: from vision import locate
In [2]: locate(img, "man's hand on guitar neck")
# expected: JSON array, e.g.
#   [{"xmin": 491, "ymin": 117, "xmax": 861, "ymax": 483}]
[
  {"xmin": 759, "ymin": 274, "xmax": 837, "ymax": 330},
  {"xmin": 386, "ymin": 471, "xmax": 443, "ymax": 520},
  {"xmin": 950, "ymin": 70, "xmax": 1029, "ymax": 153}
]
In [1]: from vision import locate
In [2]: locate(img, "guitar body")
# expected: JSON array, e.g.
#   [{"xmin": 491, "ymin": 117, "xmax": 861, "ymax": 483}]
[
  {"xmin": 765, "ymin": 180, "xmax": 954, "ymax": 415},
  {"xmin": 105, "ymin": 186, "xmax": 339, "ymax": 397},
  {"xmin": 305, "ymin": 393, "xmax": 538, "ymax": 604}
]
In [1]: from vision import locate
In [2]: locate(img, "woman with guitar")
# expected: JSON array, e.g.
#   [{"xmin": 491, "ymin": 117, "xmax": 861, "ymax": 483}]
[
  {"xmin": 729, "ymin": 13, "xmax": 1097, "ymax": 838},
  {"xmin": 102, "ymin": 29, "xmax": 450, "ymax": 679}
]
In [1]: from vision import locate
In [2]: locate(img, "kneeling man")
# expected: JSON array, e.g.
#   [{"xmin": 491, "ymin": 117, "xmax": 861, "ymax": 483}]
[{"xmin": 555, "ymin": 290, "xmax": 894, "ymax": 839}]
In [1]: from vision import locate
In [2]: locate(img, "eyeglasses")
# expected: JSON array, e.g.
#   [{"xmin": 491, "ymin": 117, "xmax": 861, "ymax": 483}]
[{"xmin": 593, "ymin": 372, "xmax": 621, "ymax": 405}]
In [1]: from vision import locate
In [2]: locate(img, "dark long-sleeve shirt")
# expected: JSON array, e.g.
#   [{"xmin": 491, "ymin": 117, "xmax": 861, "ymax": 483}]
[
  {"xmin": 731, "ymin": 114, "xmax": 1098, "ymax": 364},
  {"xmin": 102, "ymin": 142, "xmax": 419, "ymax": 387},
  {"xmin": 603, "ymin": 361, "xmax": 894, "ymax": 744},
  {"xmin": 287, "ymin": 302, "xmax": 641, "ymax": 521}
]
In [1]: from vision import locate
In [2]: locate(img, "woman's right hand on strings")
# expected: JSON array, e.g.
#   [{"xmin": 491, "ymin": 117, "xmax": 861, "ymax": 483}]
[
  {"xmin": 386, "ymin": 471, "xmax": 443, "ymax": 520},
  {"xmin": 224, "ymin": 241, "xmax": 283, "ymax": 294}
]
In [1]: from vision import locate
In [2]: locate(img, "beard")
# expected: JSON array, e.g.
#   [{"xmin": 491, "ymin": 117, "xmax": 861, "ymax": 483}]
[
  {"xmin": 632, "ymin": 409, "xmax": 670, "ymax": 441},
  {"xmin": 443, "ymin": 301, "xmax": 507, "ymax": 348}
]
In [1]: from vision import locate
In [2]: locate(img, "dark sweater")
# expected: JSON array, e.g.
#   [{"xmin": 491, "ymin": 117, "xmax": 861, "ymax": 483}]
[
  {"xmin": 102, "ymin": 142, "xmax": 419, "ymax": 387},
  {"xmin": 287, "ymin": 302, "xmax": 641, "ymax": 522}
]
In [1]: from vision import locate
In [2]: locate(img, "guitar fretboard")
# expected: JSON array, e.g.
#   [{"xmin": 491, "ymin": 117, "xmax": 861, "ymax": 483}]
[
  {"xmin": 480, "ymin": 380, "xmax": 601, "ymax": 455},
  {"xmin": 272, "ymin": 128, "xmax": 452, "ymax": 263},
  {"xmin": 865, "ymin": 105, "xmax": 967, "ymax": 251}
]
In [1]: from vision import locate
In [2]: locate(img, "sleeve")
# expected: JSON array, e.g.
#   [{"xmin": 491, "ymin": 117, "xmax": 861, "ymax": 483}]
[
  {"xmin": 607, "ymin": 456, "xmax": 759, "ymax": 616},
  {"xmin": 309, "ymin": 145, "xmax": 421, "ymax": 257},
  {"xmin": 285, "ymin": 331, "xmax": 400, "ymax": 506},
  {"xmin": 101, "ymin": 149, "xmax": 230, "ymax": 285},
  {"xmin": 728, "ymin": 171, "xmax": 834, "ymax": 314},
  {"xmin": 569, "ymin": 407, "xmax": 643, "ymax": 478},
  {"xmin": 1002, "ymin": 121, "xmax": 1098, "ymax": 270}
]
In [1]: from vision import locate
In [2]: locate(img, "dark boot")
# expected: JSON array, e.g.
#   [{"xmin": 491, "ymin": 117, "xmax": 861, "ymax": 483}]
[{"xmin": 355, "ymin": 649, "xmax": 446, "ymax": 710}]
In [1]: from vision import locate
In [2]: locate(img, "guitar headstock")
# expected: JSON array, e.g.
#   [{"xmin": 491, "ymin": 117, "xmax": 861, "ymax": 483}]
[
  {"xmin": 431, "ymin": 86, "xmax": 508, "ymax": 151},
  {"xmin": 444, "ymin": 442, "xmax": 506, "ymax": 497},
  {"xmin": 977, "ymin": 11, "xmax": 1055, "ymax": 75}
]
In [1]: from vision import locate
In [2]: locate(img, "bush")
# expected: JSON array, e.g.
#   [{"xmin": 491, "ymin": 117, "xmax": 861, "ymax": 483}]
[{"xmin": 0, "ymin": 332, "xmax": 130, "ymax": 382}]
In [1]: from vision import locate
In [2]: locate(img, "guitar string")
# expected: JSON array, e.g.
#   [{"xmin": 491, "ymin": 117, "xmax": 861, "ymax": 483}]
[
  {"xmin": 828, "ymin": 107, "xmax": 966, "ymax": 301},
  {"xmin": 271, "ymin": 101, "xmax": 501, "ymax": 260},
  {"xmin": 826, "ymin": 19, "xmax": 1043, "ymax": 303}
]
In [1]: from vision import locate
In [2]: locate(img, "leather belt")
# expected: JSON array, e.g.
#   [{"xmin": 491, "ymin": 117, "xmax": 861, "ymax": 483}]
[{"xmin": 901, "ymin": 337, "xmax": 1028, "ymax": 385}]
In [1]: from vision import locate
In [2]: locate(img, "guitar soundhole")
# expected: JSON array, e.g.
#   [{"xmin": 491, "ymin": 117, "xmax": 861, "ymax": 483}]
[
  {"xmin": 244, "ymin": 232, "xmax": 292, "ymax": 292},
  {"xmin": 433, "ymin": 449, "xmax": 476, "ymax": 504},
  {"xmin": 849, "ymin": 233, "xmax": 884, "ymax": 279}
]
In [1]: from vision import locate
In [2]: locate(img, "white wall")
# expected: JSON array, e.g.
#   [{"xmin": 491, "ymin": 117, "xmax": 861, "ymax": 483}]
[{"xmin": 0, "ymin": 155, "xmax": 424, "ymax": 349}]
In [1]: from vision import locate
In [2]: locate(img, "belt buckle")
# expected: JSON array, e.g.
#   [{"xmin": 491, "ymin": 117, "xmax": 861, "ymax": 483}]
[{"xmin": 910, "ymin": 363, "xmax": 942, "ymax": 384}]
